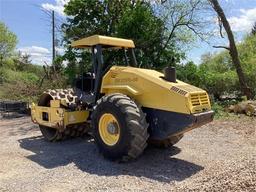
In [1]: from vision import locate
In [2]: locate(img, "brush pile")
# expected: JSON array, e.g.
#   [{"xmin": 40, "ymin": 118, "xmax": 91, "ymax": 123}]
[{"xmin": 227, "ymin": 100, "xmax": 256, "ymax": 116}]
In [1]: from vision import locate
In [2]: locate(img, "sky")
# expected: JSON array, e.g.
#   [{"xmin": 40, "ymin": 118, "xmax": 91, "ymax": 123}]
[{"xmin": 0, "ymin": 0, "xmax": 256, "ymax": 65}]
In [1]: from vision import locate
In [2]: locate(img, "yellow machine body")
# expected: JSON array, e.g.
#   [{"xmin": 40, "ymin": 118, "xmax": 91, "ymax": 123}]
[
  {"xmin": 71, "ymin": 35, "xmax": 135, "ymax": 49},
  {"xmin": 31, "ymin": 66, "xmax": 213, "ymax": 139},
  {"xmin": 101, "ymin": 66, "xmax": 213, "ymax": 139},
  {"xmin": 31, "ymin": 35, "xmax": 214, "ymax": 141},
  {"xmin": 31, "ymin": 100, "xmax": 89, "ymax": 131},
  {"xmin": 101, "ymin": 66, "xmax": 211, "ymax": 114}
]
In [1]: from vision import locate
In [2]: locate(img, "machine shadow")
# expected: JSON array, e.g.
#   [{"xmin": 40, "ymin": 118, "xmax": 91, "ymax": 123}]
[{"xmin": 18, "ymin": 136, "xmax": 204, "ymax": 183}]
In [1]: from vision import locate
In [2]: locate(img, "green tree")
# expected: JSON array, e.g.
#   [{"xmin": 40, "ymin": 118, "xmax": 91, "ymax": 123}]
[
  {"xmin": 209, "ymin": 0, "xmax": 253, "ymax": 99},
  {"xmin": 238, "ymin": 34, "xmax": 256, "ymax": 97},
  {"xmin": 198, "ymin": 34, "xmax": 256, "ymax": 99},
  {"xmin": 61, "ymin": 0, "xmax": 134, "ymax": 81},
  {"xmin": 61, "ymin": 0, "xmax": 184, "ymax": 81},
  {"xmin": 0, "ymin": 22, "xmax": 18, "ymax": 66},
  {"xmin": 176, "ymin": 61, "xmax": 201, "ymax": 86},
  {"xmin": 116, "ymin": 3, "xmax": 181, "ymax": 69},
  {"xmin": 199, "ymin": 52, "xmax": 239, "ymax": 98}
]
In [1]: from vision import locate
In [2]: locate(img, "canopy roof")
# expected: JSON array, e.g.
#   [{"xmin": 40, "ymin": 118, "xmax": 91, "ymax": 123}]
[{"xmin": 71, "ymin": 35, "xmax": 135, "ymax": 49}]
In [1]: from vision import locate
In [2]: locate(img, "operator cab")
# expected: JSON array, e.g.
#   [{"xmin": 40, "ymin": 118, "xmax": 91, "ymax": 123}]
[{"xmin": 71, "ymin": 35, "xmax": 137, "ymax": 106}]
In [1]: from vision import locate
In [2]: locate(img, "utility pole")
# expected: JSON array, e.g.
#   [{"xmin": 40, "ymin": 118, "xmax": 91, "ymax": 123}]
[{"xmin": 52, "ymin": 10, "xmax": 56, "ymax": 70}]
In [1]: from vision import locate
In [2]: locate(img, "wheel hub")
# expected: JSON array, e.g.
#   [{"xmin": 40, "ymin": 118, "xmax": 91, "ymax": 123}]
[
  {"xmin": 99, "ymin": 113, "xmax": 120, "ymax": 146},
  {"xmin": 107, "ymin": 122, "xmax": 118, "ymax": 134}
]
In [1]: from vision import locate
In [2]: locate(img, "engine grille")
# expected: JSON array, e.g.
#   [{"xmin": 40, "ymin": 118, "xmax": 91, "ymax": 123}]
[
  {"xmin": 170, "ymin": 86, "xmax": 188, "ymax": 96},
  {"xmin": 170, "ymin": 84, "xmax": 211, "ymax": 113},
  {"xmin": 190, "ymin": 93, "xmax": 209, "ymax": 106},
  {"xmin": 171, "ymin": 84, "xmax": 203, "ymax": 96}
]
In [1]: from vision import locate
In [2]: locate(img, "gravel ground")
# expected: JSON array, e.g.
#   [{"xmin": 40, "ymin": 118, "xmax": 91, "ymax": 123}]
[{"xmin": 0, "ymin": 114, "xmax": 255, "ymax": 192}]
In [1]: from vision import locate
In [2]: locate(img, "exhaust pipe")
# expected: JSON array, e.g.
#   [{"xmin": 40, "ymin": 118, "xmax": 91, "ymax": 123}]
[{"xmin": 164, "ymin": 66, "xmax": 176, "ymax": 83}]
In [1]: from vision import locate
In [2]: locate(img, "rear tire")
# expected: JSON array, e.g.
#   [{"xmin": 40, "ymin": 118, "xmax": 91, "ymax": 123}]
[{"xmin": 92, "ymin": 94, "xmax": 149, "ymax": 161}]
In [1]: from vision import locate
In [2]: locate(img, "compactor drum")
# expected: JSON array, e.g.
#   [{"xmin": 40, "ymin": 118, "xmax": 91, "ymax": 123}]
[
  {"xmin": 31, "ymin": 35, "xmax": 214, "ymax": 161},
  {"xmin": 36, "ymin": 89, "xmax": 89, "ymax": 141}
]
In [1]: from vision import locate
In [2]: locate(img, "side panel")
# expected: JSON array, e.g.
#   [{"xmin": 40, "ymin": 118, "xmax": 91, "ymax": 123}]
[
  {"xmin": 31, "ymin": 105, "xmax": 65, "ymax": 129},
  {"xmin": 101, "ymin": 66, "xmax": 211, "ymax": 115},
  {"xmin": 64, "ymin": 110, "xmax": 90, "ymax": 127},
  {"xmin": 31, "ymin": 103, "xmax": 89, "ymax": 130}
]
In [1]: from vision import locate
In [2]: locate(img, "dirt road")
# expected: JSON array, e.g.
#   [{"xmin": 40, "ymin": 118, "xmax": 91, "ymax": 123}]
[{"xmin": 0, "ymin": 115, "xmax": 255, "ymax": 192}]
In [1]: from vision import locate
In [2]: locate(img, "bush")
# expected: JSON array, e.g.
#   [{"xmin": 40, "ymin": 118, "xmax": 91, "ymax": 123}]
[
  {"xmin": 0, "ymin": 67, "xmax": 39, "ymax": 84},
  {"xmin": 178, "ymin": 34, "xmax": 256, "ymax": 99},
  {"xmin": 0, "ymin": 65, "xmax": 68, "ymax": 102}
]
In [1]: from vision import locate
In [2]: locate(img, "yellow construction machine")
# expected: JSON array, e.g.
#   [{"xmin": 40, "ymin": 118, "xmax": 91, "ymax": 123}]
[{"xmin": 31, "ymin": 35, "xmax": 214, "ymax": 161}]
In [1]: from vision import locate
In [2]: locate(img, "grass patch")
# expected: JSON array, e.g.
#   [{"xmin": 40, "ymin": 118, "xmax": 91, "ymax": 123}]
[{"xmin": 0, "ymin": 67, "xmax": 68, "ymax": 103}]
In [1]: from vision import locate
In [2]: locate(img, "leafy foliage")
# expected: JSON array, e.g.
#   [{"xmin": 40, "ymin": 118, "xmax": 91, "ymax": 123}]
[
  {"xmin": 61, "ymin": 0, "xmax": 187, "ymax": 82},
  {"xmin": 61, "ymin": 0, "xmax": 135, "ymax": 82},
  {"xmin": 0, "ymin": 22, "xmax": 18, "ymax": 66},
  {"xmin": 238, "ymin": 35, "xmax": 256, "ymax": 97},
  {"xmin": 177, "ymin": 34, "xmax": 256, "ymax": 99},
  {"xmin": 0, "ymin": 22, "xmax": 67, "ymax": 102}
]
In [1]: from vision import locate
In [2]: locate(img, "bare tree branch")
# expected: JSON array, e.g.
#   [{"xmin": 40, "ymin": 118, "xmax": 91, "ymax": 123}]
[{"xmin": 213, "ymin": 45, "xmax": 230, "ymax": 50}]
